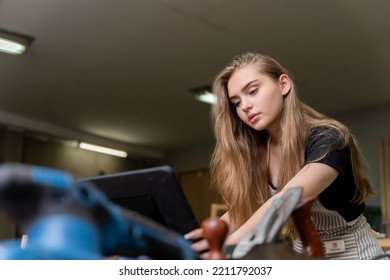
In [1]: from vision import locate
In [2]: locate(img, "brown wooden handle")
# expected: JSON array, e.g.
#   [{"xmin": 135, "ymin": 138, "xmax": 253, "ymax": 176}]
[
  {"xmin": 292, "ymin": 197, "xmax": 324, "ymax": 258},
  {"xmin": 201, "ymin": 218, "xmax": 229, "ymax": 260}
]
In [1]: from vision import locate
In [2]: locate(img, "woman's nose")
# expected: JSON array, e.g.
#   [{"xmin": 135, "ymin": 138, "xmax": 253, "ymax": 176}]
[{"xmin": 241, "ymin": 99, "xmax": 252, "ymax": 112}]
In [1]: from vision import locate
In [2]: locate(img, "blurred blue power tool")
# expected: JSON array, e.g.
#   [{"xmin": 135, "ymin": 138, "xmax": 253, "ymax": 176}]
[{"xmin": 0, "ymin": 163, "xmax": 197, "ymax": 260}]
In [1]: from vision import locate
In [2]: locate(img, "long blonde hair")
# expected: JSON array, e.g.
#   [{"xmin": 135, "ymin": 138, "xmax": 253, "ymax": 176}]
[{"xmin": 210, "ymin": 52, "xmax": 374, "ymax": 230}]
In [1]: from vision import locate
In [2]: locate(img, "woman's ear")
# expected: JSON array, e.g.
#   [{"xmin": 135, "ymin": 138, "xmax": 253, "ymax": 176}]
[{"xmin": 279, "ymin": 74, "xmax": 291, "ymax": 96}]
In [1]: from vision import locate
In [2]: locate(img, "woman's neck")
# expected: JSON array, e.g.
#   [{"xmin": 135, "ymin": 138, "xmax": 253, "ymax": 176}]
[
  {"xmin": 267, "ymin": 137, "xmax": 282, "ymax": 188},
  {"xmin": 267, "ymin": 126, "xmax": 281, "ymax": 142}
]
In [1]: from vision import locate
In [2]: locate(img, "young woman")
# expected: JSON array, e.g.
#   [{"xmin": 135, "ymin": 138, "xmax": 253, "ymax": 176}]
[{"xmin": 185, "ymin": 52, "xmax": 384, "ymax": 260}]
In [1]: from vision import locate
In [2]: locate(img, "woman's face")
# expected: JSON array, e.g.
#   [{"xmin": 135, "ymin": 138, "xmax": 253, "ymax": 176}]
[{"xmin": 227, "ymin": 65, "xmax": 290, "ymax": 133}]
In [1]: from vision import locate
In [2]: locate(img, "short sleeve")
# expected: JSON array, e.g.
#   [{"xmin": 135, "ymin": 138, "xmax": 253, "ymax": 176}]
[{"xmin": 305, "ymin": 126, "xmax": 350, "ymax": 176}]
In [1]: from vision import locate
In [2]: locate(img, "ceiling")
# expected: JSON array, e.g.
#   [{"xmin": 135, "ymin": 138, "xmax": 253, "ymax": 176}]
[{"xmin": 0, "ymin": 0, "xmax": 389, "ymax": 159}]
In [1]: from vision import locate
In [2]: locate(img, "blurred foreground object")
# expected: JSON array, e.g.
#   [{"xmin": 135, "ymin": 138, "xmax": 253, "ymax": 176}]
[{"xmin": 0, "ymin": 163, "xmax": 196, "ymax": 260}]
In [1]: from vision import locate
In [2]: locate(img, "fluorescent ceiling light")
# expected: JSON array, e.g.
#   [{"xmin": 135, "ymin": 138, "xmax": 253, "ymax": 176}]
[
  {"xmin": 0, "ymin": 38, "xmax": 26, "ymax": 55},
  {"xmin": 195, "ymin": 91, "xmax": 217, "ymax": 105},
  {"xmin": 189, "ymin": 85, "xmax": 217, "ymax": 105},
  {"xmin": 0, "ymin": 28, "xmax": 34, "ymax": 55},
  {"xmin": 79, "ymin": 142, "xmax": 128, "ymax": 158}
]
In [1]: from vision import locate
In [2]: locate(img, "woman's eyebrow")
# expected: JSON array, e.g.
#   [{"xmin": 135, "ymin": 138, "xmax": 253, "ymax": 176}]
[
  {"xmin": 241, "ymin": 79, "xmax": 258, "ymax": 92},
  {"xmin": 229, "ymin": 79, "xmax": 258, "ymax": 100}
]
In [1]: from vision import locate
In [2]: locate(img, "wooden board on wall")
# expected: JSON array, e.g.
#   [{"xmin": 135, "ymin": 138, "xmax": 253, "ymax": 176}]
[
  {"xmin": 380, "ymin": 137, "xmax": 390, "ymax": 237},
  {"xmin": 178, "ymin": 169, "xmax": 223, "ymax": 225}
]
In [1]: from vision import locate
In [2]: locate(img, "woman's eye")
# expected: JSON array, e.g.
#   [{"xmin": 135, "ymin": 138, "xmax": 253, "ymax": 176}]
[
  {"xmin": 231, "ymin": 100, "xmax": 240, "ymax": 107},
  {"xmin": 249, "ymin": 88, "xmax": 258, "ymax": 95}
]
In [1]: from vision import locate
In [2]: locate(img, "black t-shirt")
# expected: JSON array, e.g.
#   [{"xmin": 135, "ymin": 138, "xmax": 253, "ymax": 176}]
[{"xmin": 304, "ymin": 126, "xmax": 365, "ymax": 222}]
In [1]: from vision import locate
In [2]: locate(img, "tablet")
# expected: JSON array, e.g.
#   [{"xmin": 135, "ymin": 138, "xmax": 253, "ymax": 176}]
[{"xmin": 79, "ymin": 165, "xmax": 199, "ymax": 235}]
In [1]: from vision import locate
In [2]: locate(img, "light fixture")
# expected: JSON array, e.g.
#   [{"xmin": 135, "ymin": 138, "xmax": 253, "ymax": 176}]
[
  {"xmin": 79, "ymin": 142, "xmax": 128, "ymax": 158},
  {"xmin": 189, "ymin": 85, "xmax": 217, "ymax": 105},
  {"xmin": 0, "ymin": 28, "xmax": 34, "ymax": 55}
]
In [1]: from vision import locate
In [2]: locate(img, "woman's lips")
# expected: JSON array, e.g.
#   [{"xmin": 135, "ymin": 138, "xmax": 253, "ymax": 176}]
[{"xmin": 249, "ymin": 113, "xmax": 260, "ymax": 123}]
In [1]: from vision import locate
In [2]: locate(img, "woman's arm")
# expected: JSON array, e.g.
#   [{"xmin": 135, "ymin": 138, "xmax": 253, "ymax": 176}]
[{"xmin": 225, "ymin": 162, "xmax": 338, "ymax": 244}]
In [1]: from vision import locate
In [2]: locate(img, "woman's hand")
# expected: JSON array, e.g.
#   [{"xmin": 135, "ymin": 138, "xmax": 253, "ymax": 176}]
[
  {"xmin": 184, "ymin": 228, "xmax": 210, "ymax": 259},
  {"xmin": 185, "ymin": 217, "xmax": 230, "ymax": 260}
]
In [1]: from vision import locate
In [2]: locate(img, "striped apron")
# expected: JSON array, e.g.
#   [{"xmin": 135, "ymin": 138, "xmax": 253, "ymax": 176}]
[{"xmin": 292, "ymin": 200, "xmax": 385, "ymax": 260}]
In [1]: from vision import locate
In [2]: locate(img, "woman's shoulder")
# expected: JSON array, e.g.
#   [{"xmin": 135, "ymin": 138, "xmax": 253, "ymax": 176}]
[
  {"xmin": 308, "ymin": 124, "xmax": 342, "ymax": 136},
  {"xmin": 307, "ymin": 125, "xmax": 344, "ymax": 141},
  {"xmin": 306, "ymin": 125, "xmax": 347, "ymax": 151}
]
